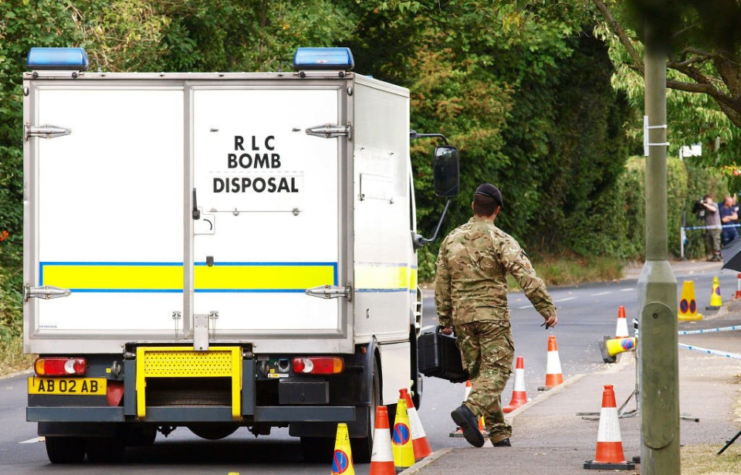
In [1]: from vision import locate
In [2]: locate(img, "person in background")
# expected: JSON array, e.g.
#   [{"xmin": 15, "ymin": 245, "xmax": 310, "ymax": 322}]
[
  {"xmin": 702, "ymin": 194, "xmax": 722, "ymax": 261},
  {"xmin": 720, "ymin": 195, "xmax": 738, "ymax": 246}
]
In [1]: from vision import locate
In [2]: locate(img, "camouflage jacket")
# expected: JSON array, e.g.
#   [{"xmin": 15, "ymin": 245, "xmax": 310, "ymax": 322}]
[{"xmin": 435, "ymin": 217, "xmax": 556, "ymax": 326}]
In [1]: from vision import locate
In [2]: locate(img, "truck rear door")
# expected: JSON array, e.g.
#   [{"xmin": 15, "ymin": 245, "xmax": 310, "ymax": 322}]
[
  {"xmin": 30, "ymin": 85, "xmax": 184, "ymax": 336},
  {"xmin": 190, "ymin": 87, "xmax": 344, "ymax": 339}
]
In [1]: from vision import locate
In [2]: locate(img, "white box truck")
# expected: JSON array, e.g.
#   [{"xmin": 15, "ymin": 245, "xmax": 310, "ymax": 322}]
[{"xmin": 22, "ymin": 47, "xmax": 459, "ymax": 464}]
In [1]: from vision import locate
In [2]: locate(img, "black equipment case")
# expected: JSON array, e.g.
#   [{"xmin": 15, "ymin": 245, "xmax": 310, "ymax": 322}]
[{"xmin": 418, "ymin": 326, "xmax": 470, "ymax": 383}]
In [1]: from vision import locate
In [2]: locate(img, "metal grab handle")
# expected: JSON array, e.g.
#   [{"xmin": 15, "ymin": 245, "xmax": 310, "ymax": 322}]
[{"xmin": 192, "ymin": 189, "xmax": 201, "ymax": 220}]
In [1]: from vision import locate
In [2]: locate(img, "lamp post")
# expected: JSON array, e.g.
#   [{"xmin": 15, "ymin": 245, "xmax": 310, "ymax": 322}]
[{"xmin": 637, "ymin": 18, "xmax": 681, "ymax": 474}]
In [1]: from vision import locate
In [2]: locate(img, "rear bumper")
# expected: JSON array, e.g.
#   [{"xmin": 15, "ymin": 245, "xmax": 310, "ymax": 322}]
[
  {"xmin": 27, "ymin": 344, "xmax": 370, "ymax": 432},
  {"xmin": 28, "ymin": 405, "xmax": 355, "ymax": 423}
]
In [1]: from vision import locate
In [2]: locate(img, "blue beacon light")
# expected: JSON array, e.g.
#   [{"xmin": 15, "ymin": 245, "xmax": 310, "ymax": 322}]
[
  {"xmin": 293, "ymin": 47, "xmax": 354, "ymax": 72},
  {"xmin": 27, "ymin": 48, "xmax": 89, "ymax": 71}
]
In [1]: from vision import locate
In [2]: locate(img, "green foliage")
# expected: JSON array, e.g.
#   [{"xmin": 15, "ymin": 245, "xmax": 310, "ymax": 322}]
[
  {"xmin": 0, "ymin": 0, "xmax": 84, "ymax": 340},
  {"xmin": 593, "ymin": 2, "xmax": 741, "ymax": 174},
  {"xmin": 573, "ymin": 156, "xmax": 726, "ymax": 262}
]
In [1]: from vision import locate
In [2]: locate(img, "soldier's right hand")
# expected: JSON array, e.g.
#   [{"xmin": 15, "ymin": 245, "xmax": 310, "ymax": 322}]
[
  {"xmin": 441, "ymin": 326, "xmax": 454, "ymax": 335},
  {"xmin": 544, "ymin": 314, "xmax": 558, "ymax": 328}
]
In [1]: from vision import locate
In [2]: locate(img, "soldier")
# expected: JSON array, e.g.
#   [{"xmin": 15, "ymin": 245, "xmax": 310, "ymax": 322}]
[{"xmin": 435, "ymin": 183, "xmax": 558, "ymax": 447}]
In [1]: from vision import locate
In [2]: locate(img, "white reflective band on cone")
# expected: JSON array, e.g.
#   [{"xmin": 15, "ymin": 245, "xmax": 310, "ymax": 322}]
[
  {"xmin": 407, "ymin": 406, "xmax": 426, "ymax": 438},
  {"xmin": 371, "ymin": 427, "xmax": 393, "ymax": 462},
  {"xmin": 615, "ymin": 319, "xmax": 629, "ymax": 338},
  {"xmin": 597, "ymin": 407, "xmax": 622, "ymax": 442},
  {"xmin": 546, "ymin": 351, "xmax": 562, "ymax": 374},
  {"xmin": 513, "ymin": 368, "xmax": 526, "ymax": 391},
  {"xmin": 463, "ymin": 382, "xmax": 472, "ymax": 401}
]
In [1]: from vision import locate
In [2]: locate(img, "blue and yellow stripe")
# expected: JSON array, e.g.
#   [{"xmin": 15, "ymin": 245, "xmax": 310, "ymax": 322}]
[
  {"xmin": 354, "ymin": 262, "xmax": 418, "ymax": 294},
  {"xmin": 39, "ymin": 262, "xmax": 337, "ymax": 293},
  {"xmin": 39, "ymin": 261, "xmax": 418, "ymax": 294}
]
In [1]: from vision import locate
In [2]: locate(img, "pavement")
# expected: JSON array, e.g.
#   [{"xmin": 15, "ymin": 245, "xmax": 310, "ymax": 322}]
[{"xmin": 404, "ymin": 296, "xmax": 741, "ymax": 474}]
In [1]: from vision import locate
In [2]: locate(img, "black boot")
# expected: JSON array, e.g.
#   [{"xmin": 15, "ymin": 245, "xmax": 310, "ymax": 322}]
[
  {"xmin": 493, "ymin": 438, "xmax": 511, "ymax": 447},
  {"xmin": 450, "ymin": 405, "xmax": 485, "ymax": 448}
]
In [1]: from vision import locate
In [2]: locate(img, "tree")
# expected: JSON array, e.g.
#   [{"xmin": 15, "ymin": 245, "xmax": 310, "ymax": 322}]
[{"xmin": 592, "ymin": 0, "xmax": 741, "ymax": 161}]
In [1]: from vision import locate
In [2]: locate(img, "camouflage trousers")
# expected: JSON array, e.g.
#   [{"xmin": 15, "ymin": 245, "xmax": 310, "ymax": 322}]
[{"xmin": 455, "ymin": 320, "xmax": 514, "ymax": 443}]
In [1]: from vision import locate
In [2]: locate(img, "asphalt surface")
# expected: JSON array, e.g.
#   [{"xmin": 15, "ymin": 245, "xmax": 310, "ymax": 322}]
[{"xmin": 0, "ymin": 265, "xmax": 736, "ymax": 474}]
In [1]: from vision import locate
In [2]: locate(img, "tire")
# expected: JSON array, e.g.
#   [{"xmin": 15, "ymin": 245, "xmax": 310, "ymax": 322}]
[
  {"xmin": 351, "ymin": 355, "xmax": 381, "ymax": 463},
  {"xmin": 45, "ymin": 437, "xmax": 86, "ymax": 464},
  {"xmin": 188, "ymin": 424, "xmax": 239, "ymax": 441},
  {"xmin": 300, "ymin": 436, "xmax": 335, "ymax": 463},
  {"xmin": 410, "ymin": 321, "xmax": 423, "ymax": 410},
  {"xmin": 86, "ymin": 436, "xmax": 125, "ymax": 464},
  {"xmin": 124, "ymin": 426, "xmax": 157, "ymax": 447},
  {"xmin": 387, "ymin": 403, "xmax": 397, "ymax": 431}
]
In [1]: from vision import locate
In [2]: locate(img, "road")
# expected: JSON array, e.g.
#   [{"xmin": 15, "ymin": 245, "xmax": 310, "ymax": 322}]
[{"xmin": 0, "ymin": 266, "xmax": 735, "ymax": 474}]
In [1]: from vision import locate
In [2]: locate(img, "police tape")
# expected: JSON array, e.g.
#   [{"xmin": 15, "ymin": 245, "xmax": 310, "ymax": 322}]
[
  {"xmin": 678, "ymin": 325, "xmax": 741, "ymax": 335},
  {"xmin": 682, "ymin": 223, "xmax": 741, "ymax": 231},
  {"xmin": 678, "ymin": 343, "xmax": 741, "ymax": 360}
]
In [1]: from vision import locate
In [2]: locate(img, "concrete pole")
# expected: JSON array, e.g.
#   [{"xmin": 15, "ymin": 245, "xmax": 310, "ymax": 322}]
[{"xmin": 636, "ymin": 24, "xmax": 681, "ymax": 474}]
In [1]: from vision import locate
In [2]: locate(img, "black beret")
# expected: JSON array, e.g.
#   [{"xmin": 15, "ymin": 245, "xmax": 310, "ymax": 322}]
[{"xmin": 475, "ymin": 183, "xmax": 503, "ymax": 208}]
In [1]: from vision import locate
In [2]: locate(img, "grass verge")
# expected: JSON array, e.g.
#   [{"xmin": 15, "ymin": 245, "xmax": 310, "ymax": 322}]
[
  {"xmin": 0, "ymin": 337, "xmax": 33, "ymax": 378},
  {"xmin": 682, "ymin": 444, "xmax": 741, "ymax": 475},
  {"xmin": 507, "ymin": 255, "xmax": 624, "ymax": 290}
]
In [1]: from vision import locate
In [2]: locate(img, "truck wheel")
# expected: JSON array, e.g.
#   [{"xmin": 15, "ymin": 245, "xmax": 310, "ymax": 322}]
[
  {"xmin": 300, "ymin": 436, "xmax": 334, "ymax": 463},
  {"xmin": 86, "ymin": 437, "xmax": 125, "ymax": 463},
  {"xmin": 188, "ymin": 425, "xmax": 239, "ymax": 441},
  {"xmin": 350, "ymin": 354, "xmax": 381, "ymax": 463},
  {"xmin": 124, "ymin": 426, "xmax": 157, "ymax": 447},
  {"xmin": 45, "ymin": 437, "xmax": 85, "ymax": 464}
]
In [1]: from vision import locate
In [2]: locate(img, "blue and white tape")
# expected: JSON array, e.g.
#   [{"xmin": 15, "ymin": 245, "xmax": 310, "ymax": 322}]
[
  {"xmin": 678, "ymin": 325, "xmax": 741, "ymax": 336},
  {"xmin": 682, "ymin": 223, "xmax": 741, "ymax": 231},
  {"xmin": 678, "ymin": 343, "xmax": 741, "ymax": 360}
]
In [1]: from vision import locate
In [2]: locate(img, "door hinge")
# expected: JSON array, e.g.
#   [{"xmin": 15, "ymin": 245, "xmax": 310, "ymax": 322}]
[
  {"xmin": 306, "ymin": 285, "xmax": 352, "ymax": 301},
  {"xmin": 305, "ymin": 124, "xmax": 352, "ymax": 140},
  {"xmin": 24, "ymin": 285, "xmax": 71, "ymax": 302},
  {"xmin": 25, "ymin": 124, "xmax": 71, "ymax": 141}
]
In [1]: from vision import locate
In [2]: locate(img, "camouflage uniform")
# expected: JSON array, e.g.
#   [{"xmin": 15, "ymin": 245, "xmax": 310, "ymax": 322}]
[{"xmin": 435, "ymin": 217, "xmax": 556, "ymax": 443}]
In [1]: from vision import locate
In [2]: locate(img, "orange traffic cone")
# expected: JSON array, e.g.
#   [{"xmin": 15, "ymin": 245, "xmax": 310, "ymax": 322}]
[
  {"xmin": 503, "ymin": 356, "xmax": 528, "ymax": 413},
  {"xmin": 401, "ymin": 389, "xmax": 432, "ymax": 460},
  {"xmin": 614, "ymin": 306, "xmax": 629, "ymax": 339},
  {"xmin": 735, "ymin": 274, "xmax": 741, "ymax": 300},
  {"xmin": 538, "ymin": 335, "xmax": 564, "ymax": 391},
  {"xmin": 369, "ymin": 406, "xmax": 394, "ymax": 475},
  {"xmin": 584, "ymin": 385, "xmax": 635, "ymax": 470}
]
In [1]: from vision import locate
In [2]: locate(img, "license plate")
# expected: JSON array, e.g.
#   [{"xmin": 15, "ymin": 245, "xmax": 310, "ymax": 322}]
[{"xmin": 28, "ymin": 377, "xmax": 107, "ymax": 396}]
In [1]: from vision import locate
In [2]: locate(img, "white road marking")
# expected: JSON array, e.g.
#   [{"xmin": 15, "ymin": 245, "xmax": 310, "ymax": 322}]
[
  {"xmin": 421, "ymin": 325, "xmax": 436, "ymax": 331},
  {"xmin": 591, "ymin": 291, "xmax": 611, "ymax": 296},
  {"xmin": 554, "ymin": 297, "xmax": 577, "ymax": 303},
  {"xmin": 517, "ymin": 305, "xmax": 533, "ymax": 309},
  {"xmin": 620, "ymin": 288, "xmax": 635, "ymax": 292},
  {"xmin": 20, "ymin": 437, "xmax": 44, "ymax": 444}
]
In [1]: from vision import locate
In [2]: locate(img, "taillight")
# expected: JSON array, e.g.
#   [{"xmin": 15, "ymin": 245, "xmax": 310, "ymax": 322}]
[
  {"xmin": 292, "ymin": 357, "xmax": 344, "ymax": 374},
  {"xmin": 34, "ymin": 358, "xmax": 87, "ymax": 377}
]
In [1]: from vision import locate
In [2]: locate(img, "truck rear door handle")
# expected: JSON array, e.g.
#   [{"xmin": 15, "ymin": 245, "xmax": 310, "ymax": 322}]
[{"xmin": 192, "ymin": 188, "xmax": 201, "ymax": 220}]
